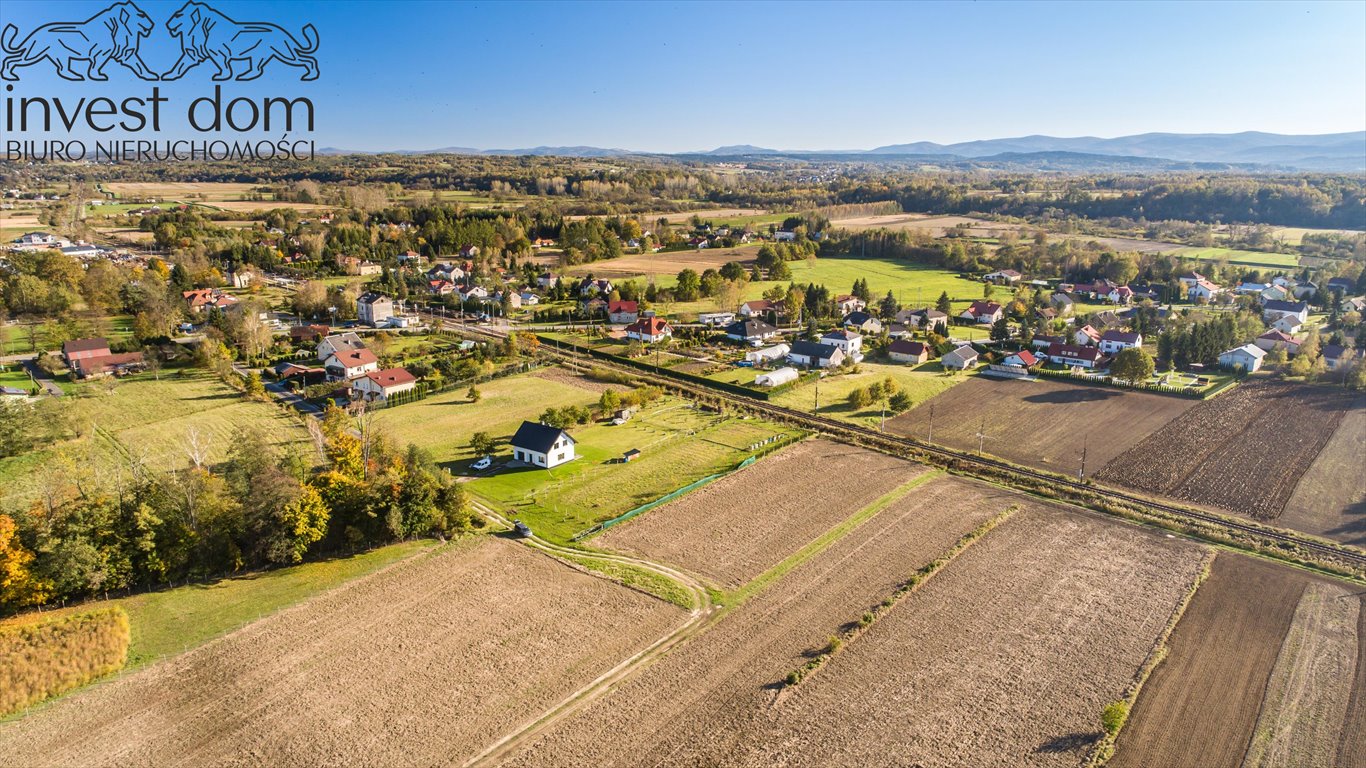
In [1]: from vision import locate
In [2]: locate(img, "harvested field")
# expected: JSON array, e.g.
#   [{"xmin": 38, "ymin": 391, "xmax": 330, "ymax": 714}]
[
  {"xmin": 1338, "ymin": 596, "xmax": 1366, "ymax": 767},
  {"xmin": 597, "ymin": 439, "xmax": 919, "ymax": 587},
  {"xmin": 1282, "ymin": 396, "xmax": 1366, "ymax": 545},
  {"xmin": 832, "ymin": 212, "xmax": 1021, "ymax": 237},
  {"xmin": 1244, "ymin": 580, "xmax": 1360, "ymax": 768},
  {"xmin": 1067, "ymin": 235, "xmax": 1186, "ymax": 253},
  {"xmin": 562, "ymin": 244, "xmax": 758, "ymax": 279},
  {"xmin": 0, "ymin": 537, "xmax": 684, "ymax": 767},
  {"xmin": 498, "ymin": 476, "xmax": 1018, "ymax": 768},
  {"xmin": 528, "ymin": 365, "xmax": 621, "ymax": 393},
  {"xmin": 1111, "ymin": 555, "xmax": 1309, "ymax": 768},
  {"xmin": 887, "ymin": 376, "xmax": 1196, "ymax": 474},
  {"xmin": 1095, "ymin": 380, "xmax": 1354, "ymax": 521}
]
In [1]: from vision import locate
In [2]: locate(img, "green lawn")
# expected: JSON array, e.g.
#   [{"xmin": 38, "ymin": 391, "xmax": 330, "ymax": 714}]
[
  {"xmin": 0, "ymin": 315, "xmax": 135, "ymax": 355},
  {"xmin": 1171, "ymin": 246, "xmax": 1302, "ymax": 271},
  {"xmin": 468, "ymin": 398, "xmax": 789, "ymax": 544},
  {"xmin": 769, "ymin": 360, "xmax": 969, "ymax": 426},
  {"xmin": 0, "ymin": 539, "xmax": 438, "ymax": 670},
  {"xmin": 0, "ymin": 371, "xmax": 315, "ymax": 511},
  {"xmin": 0, "ymin": 367, "xmax": 39, "ymax": 393},
  {"xmin": 373, "ymin": 372, "xmax": 600, "ymax": 466}
]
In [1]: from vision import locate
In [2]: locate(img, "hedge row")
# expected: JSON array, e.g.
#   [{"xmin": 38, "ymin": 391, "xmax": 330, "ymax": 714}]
[
  {"xmin": 1, "ymin": 607, "xmax": 130, "ymax": 716},
  {"xmin": 1032, "ymin": 366, "xmax": 1222, "ymax": 399}
]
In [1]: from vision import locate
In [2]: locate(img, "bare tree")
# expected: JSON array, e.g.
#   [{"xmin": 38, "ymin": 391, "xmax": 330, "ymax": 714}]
[{"xmin": 185, "ymin": 425, "xmax": 211, "ymax": 470}]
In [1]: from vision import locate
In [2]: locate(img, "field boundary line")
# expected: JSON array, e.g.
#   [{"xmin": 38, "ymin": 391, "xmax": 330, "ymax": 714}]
[
  {"xmin": 1085, "ymin": 550, "xmax": 1217, "ymax": 766},
  {"xmin": 780, "ymin": 502, "xmax": 1018, "ymax": 690},
  {"xmin": 727, "ymin": 469, "xmax": 944, "ymax": 607}
]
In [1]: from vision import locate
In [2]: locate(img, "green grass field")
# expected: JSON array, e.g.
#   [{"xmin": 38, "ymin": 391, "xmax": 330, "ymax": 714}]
[
  {"xmin": 0, "ymin": 539, "xmax": 438, "ymax": 672},
  {"xmin": 1171, "ymin": 246, "xmax": 1302, "ymax": 271},
  {"xmin": 0, "ymin": 371, "xmax": 315, "ymax": 512},
  {"xmin": 468, "ymin": 398, "xmax": 788, "ymax": 544},
  {"xmin": 0, "ymin": 316, "xmax": 135, "ymax": 355},
  {"xmin": 1267, "ymin": 226, "xmax": 1363, "ymax": 247},
  {"xmin": 769, "ymin": 360, "xmax": 968, "ymax": 426},
  {"xmin": 373, "ymin": 372, "xmax": 599, "ymax": 466}
]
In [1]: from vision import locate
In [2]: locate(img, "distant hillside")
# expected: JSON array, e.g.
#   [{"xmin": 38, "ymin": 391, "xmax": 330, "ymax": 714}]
[{"xmin": 321, "ymin": 131, "xmax": 1366, "ymax": 171}]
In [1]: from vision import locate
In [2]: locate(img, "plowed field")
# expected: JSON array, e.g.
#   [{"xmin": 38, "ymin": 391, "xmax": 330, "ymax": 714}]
[
  {"xmin": 0, "ymin": 537, "xmax": 685, "ymax": 768},
  {"xmin": 596, "ymin": 439, "xmax": 920, "ymax": 586},
  {"xmin": 1096, "ymin": 381, "xmax": 1354, "ymax": 520}
]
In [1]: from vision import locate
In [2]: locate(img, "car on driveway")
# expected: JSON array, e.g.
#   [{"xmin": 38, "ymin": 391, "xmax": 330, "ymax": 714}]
[{"xmin": 471, "ymin": 456, "xmax": 492, "ymax": 471}]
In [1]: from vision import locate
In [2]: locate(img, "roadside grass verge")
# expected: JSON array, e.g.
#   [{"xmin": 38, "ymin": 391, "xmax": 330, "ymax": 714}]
[{"xmin": 783, "ymin": 503, "xmax": 1018, "ymax": 687}]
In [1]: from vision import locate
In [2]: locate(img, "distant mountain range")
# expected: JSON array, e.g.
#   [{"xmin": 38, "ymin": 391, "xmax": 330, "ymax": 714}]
[{"xmin": 320, "ymin": 131, "xmax": 1366, "ymax": 171}]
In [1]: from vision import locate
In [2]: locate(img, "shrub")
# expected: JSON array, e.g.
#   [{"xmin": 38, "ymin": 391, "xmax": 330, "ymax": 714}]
[
  {"xmin": 0, "ymin": 607, "xmax": 130, "ymax": 716},
  {"xmin": 826, "ymin": 635, "xmax": 843, "ymax": 654},
  {"xmin": 1101, "ymin": 700, "xmax": 1129, "ymax": 735}
]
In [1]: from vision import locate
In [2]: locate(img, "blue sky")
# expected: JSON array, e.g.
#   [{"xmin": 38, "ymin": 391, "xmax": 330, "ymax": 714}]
[{"xmin": 3, "ymin": 0, "xmax": 1363, "ymax": 151}]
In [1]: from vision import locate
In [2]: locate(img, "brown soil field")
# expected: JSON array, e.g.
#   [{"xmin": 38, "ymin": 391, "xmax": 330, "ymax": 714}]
[
  {"xmin": 1244, "ymin": 580, "xmax": 1360, "ymax": 768},
  {"xmin": 94, "ymin": 227, "xmax": 155, "ymax": 244},
  {"xmin": 715, "ymin": 505, "xmax": 1205, "ymax": 767},
  {"xmin": 0, "ymin": 537, "xmax": 684, "ymax": 768},
  {"xmin": 1095, "ymin": 380, "xmax": 1355, "ymax": 521},
  {"xmin": 597, "ymin": 439, "xmax": 920, "ymax": 587},
  {"xmin": 832, "ymin": 212, "xmax": 1022, "ymax": 237},
  {"xmin": 886, "ymin": 376, "xmax": 1196, "ymax": 475},
  {"xmin": 529, "ymin": 366, "xmax": 620, "ymax": 393},
  {"xmin": 498, "ymin": 476, "xmax": 1021, "ymax": 767},
  {"xmin": 1338, "ymin": 597, "xmax": 1366, "ymax": 767},
  {"xmin": 562, "ymin": 244, "xmax": 760, "ymax": 279},
  {"xmin": 1282, "ymin": 397, "xmax": 1366, "ymax": 545},
  {"xmin": 1111, "ymin": 554, "xmax": 1309, "ymax": 768}
]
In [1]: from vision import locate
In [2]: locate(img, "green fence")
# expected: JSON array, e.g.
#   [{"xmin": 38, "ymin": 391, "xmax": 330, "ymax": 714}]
[{"xmin": 573, "ymin": 455, "xmax": 761, "ymax": 541}]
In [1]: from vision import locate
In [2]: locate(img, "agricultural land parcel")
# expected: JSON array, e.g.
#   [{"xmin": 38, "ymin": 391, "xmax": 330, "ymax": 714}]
[
  {"xmin": 597, "ymin": 439, "xmax": 919, "ymax": 588},
  {"xmin": 0, "ymin": 372, "xmax": 315, "ymax": 512},
  {"xmin": 510, "ymin": 495, "xmax": 1206, "ymax": 767},
  {"xmin": 1112, "ymin": 554, "xmax": 1366, "ymax": 768},
  {"xmin": 501, "ymin": 475, "xmax": 1012, "ymax": 767},
  {"xmin": 886, "ymin": 375, "xmax": 1197, "ymax": 475},
  {"xmin": 0, "ymin": 537, "xmax": 685, "ymax": 767},
  {"xmin": 1281, "ymin": 397, "xmax": 1366, "ymax": 546},
  {"xmin": 1095, "ymin": 380, "xmax": 1357, "ymax": 527}
]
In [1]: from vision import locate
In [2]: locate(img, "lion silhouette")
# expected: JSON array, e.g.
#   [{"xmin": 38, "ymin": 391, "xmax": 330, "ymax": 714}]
[
  {"xmin": 1, "ymin": 2, "xmax": 158, "ymax": 81},
  {"xmin": 161, "ymin": 1, "xmax": 319, "ymax": 81}
]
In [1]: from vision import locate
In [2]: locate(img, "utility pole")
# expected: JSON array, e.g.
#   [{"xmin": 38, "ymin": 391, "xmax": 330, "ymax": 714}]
[
  {"xmin": 1078, "ymin": 436, "xmax": 1088, "ymax": 481},
  {"xmin": 975, "ymin": 417, "xmax": 990, "ymax": 455},
  {"xmin": 927, "ymin": 404, "xmax": 934, "ymax": 443},
  {"xmin": 814, "ymin": 374, "xmax": 820, "ymax": 412}
]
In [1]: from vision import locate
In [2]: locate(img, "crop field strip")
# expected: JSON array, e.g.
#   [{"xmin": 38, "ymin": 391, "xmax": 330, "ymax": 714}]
[
  {"xmin": 597, "ymin": 439, "xmax": 920, "ymax": 587},
  {"xmin": 1111, "ymin": 555, "xmax": 1310, "ymax": 768},
  {"xmin": 448, "ymin": 318, "xmax": 1366, "ymax": 571},
  {"xmin": 1281, "ymin": 396, "xmax": 1366, "ymax": 546},
  {"xmin": 497, "ymin": 476, "xmax": 1016, "ymax": 767},
  {"xmin": 0, "ymin": 538, "xmax": 685, "ymax": 767}
]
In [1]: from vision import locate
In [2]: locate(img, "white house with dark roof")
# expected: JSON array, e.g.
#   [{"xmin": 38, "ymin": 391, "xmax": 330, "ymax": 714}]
[
  {"xmin": 726, "ymin": 319, "xmax": 780, "ymax": 345},
  {"xmin": 1218, "ymin": 344, "xmax": 1265, "ymax": 373},
  {"xmin": 940, "ymin": 345, "xmax": 979, "ymax": 370},
  {"xmin": 511, "ymin": 421, "xmax": 576, "ymax": 468},
  {"xmin": 787, "ymin": 340, "xmax": 846, "ymax": 368},
  {"xmin": 317, "ymin": 332, "xmax": 366, "ymax": 362},
  {"xmin": 1098, "ymin": 330, "xmax": 1142, "ymax": 355},
  {"xmin": 820, "ymin": 329, "xmax": 864, "ymax": 361}
]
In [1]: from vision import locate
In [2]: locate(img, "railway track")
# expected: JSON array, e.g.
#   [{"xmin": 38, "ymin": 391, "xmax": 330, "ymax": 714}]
[{"xmin": 435, "ymin": 315, "xmax": 1366, "ymax": 570}]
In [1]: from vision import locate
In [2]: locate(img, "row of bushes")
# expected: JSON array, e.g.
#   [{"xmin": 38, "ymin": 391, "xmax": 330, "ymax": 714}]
[
  {"xmin": 1, "ymin": 608, "xmax": 130, "ymax": 717},
  {"xmin": 784, "ymin": 506, "xmax": 1018, "ymax": 687}
]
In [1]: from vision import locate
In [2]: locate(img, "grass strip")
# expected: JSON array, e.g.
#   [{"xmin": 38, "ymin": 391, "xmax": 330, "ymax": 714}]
[
  {"xmin": 1083, "ymin": 550, "xmax": 1217, "ymax": 766},
  {"xmin": 557, "ymin": 554, "xmax": 696, "ymax": 610},
  {"xmin": 726, "ymin": 470, "xmax": 944, "ymax": 607},
  {"xmin": 783, "ymin": 502, "xmax": 1018, "ymax": 687}
]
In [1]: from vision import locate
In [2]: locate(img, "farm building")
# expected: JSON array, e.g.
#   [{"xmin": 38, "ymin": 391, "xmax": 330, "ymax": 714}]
[
  {"xmin": 1218, "ymin": 344, "xmax": 1266, "ymax": 373},
  {"xmin": 625, "ymin": 317, "xmax": 674, "ymax": 343},
  {"xmin": 1045, "ymin": 342, "xmax": 1108, "ymax": 370},
  {"xmin": 698, "ymin": 311, "xmax": 736, "ymax": 327},
  {"xmin": 61, "ymin": 338, "xmax": 111, "ymax": 368},
  {"xmin": 608, "ymin": 300, "xmax": 639, "ymax": 324},
  {"xmin": 745, "ymin": 343, "xmax": 790, "ymax": 364},
  {"xmin": 983, "ymin": 269, "xmax": 1022, "ymax": 284},
  {"xmin": 623, "ymin": 448, "xmax": 642, "ymax": 462},
  {"xmin": 960, "ymin": 301, "xmax": 1003, "ymax": 325},
  {"xmin": 940, "ymin": 345, "xmax": 979, "ymax": 370},
  {"xmin": 887, "ymin": 339, "xmax": 929, "ymax": 364},
  {"xmin": 317, "ymin": 332, "xmax": 366, "ymax": 362},
  {"xmin": 350, "ymin": 368, "xmax": 418, "ymax": 403},
  {"xmin": 324, "ymin": 348, "xmax": 380, "ymax": 381},
  {"xmin": 788, "ymin": 340, "xmax": 846, "ymax": 369},
  {"xmin": 1098, "ymin": 330, "xmax": 1142, "ymax": 355},
  {"xmin": 755, "ymin": 367, "xmax": 800, "ymax": 387},
  {"xmin": 511, "ymin": 421, "xmax": 576, "ymax": 469},
  {"xmin": 726, "ymin": 319, "xmax": 780, "ymax": 345},
  {"xmin": 357, "ymin": 292, "xmax": 394, "ymax": 327}
]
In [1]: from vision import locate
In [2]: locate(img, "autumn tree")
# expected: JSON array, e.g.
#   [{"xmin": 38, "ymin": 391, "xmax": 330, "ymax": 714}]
[{"xmin": 1111, "ymin": 348, "xmax": 1155, "ymax": 385}]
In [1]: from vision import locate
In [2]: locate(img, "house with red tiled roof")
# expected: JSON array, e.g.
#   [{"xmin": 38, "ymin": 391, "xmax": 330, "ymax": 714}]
[
  {"xmin": 350, "ymin": 367, "xmax": 418, "ymax": 403},
  {"xmin": 608, "ymin": 300, "xmax": 640, "ymax": 324},
  {"xmin": 960, "ymin": 301, "xmax": 1003, "ymax": 325},
  {"xmin": 323, "ymin": 347, "xmax": 380, "ymax": 381},
  {"xmin": 625, "ymin": 317, "xmax": 673, "ymax": 343}
]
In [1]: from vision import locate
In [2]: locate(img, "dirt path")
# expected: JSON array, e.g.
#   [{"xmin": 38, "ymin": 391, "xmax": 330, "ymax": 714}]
[{"xmin": 462, "ymin": 501, "xmax": 717, "ymax": 768}]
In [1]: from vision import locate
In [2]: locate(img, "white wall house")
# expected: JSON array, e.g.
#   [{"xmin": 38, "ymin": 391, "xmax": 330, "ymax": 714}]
[
  {"xmin": 1219, "ymin": 344, "xmax": 1265, "ymax": 373},
  {"xmin": 820, "ymin": 330, "xmax": 863, "ymax": 361},
  {"xmin": 511, "ymin": 421, "xmax": 576, "ymax": 469}
]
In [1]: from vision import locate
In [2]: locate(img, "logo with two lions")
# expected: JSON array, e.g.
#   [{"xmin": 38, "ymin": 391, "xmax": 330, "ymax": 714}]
[{"xmin": 1, "ymin": 1, "xmax": 319, "ymax": 82}]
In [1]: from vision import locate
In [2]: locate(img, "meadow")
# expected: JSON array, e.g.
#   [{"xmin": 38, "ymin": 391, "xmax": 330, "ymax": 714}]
[
  {"xmin": 768, "ymin": 360, "xmax": 967, "ymax": 427},
  {"xmin": 1170, "ymin": 246, "xmax": 1302, "ymax": 271}
]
